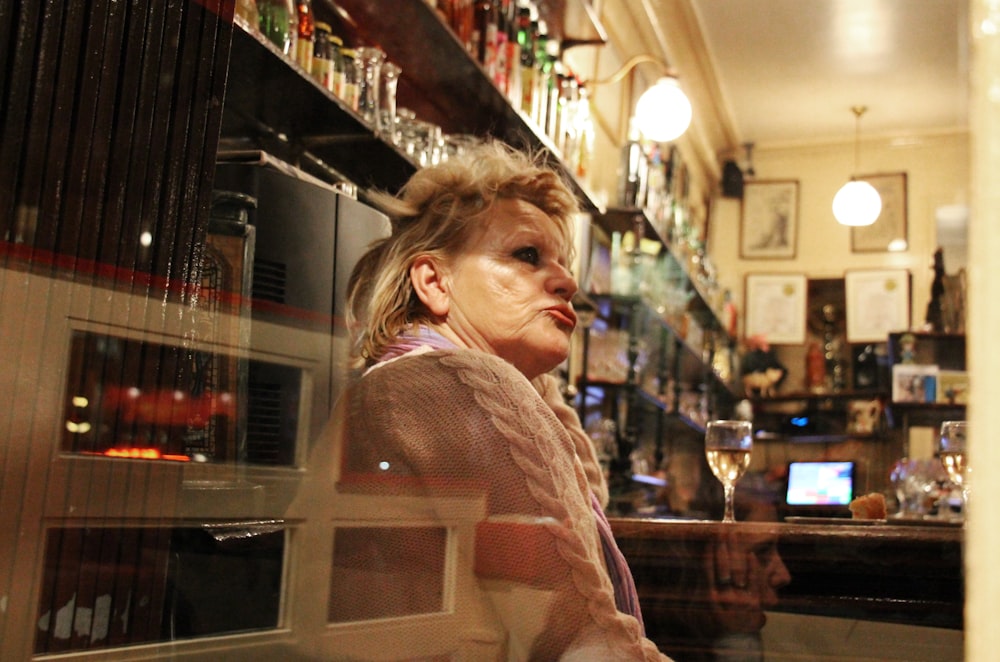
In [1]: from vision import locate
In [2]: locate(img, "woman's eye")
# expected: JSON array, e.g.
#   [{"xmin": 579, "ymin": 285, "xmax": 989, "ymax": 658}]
[{"xmin": 513, "ymin": 247, "xmax": 540, "ymax": 265}]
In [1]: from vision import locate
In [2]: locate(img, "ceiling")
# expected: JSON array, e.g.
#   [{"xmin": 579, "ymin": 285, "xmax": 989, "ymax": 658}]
[
  {"xmin": 645, "ymin": 0, "xmax": 970, "ymax": 151},
  {"xmin": 587, "ymin": 0, "xmax": 972, "ymax": 250}
]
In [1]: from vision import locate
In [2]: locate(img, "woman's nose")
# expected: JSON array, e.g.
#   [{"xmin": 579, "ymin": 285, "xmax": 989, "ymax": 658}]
[{"xmin": 550, "ymin": 262, "xmax": 578, "ymax": 300}]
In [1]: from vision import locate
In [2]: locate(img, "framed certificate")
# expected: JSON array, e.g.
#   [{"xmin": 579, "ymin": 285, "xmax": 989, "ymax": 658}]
[
  {"xmin": 845, "ymin": 268, "xmax": 911, "ymax": 342},
  {"xmin": 744, "ymin": 273, "xmax": 808, "ymax": 344}
]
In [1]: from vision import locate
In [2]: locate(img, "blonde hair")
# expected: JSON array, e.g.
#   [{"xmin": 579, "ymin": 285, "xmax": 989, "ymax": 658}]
[{"xmin": 347, "ymin": 141, "xmax": 579, "ymax": 367}]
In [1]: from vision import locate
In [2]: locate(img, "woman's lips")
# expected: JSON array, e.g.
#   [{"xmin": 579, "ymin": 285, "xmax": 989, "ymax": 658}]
[{"xmin": 548, "ymin": 307, "xmax": 577, "ymax": 329}]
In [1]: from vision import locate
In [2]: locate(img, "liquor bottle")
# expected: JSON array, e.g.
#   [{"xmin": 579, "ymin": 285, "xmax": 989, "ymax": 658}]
[
  {"xmin": 473, "ymin": 0, "xmax": 497, "ymax": 76},
  {"xmin": 618, "ymin": 119, "xmax": 648, "ymax": 208},
  {"xmin": 258, "ymin": 0, "xmax": 297, "ymax": 56},
  {"xmin": 234, "ymin": 0, "xmax": 259, "ymax": 30},
  {"xmin": 494, "ymin": 0, "xmax": 510, "ymax": 92},
  {"xmin": 312, "ymin": 21, "xmax": 334, "ymax": 91},
  {"xmin": 502, "ymin": 2, "xmax": 521, "ymax": 104},
  {"xmin": 516, "ymin": 4, "xmax": 535, "ymax": 116},
  {"xmin": 294, "ymin": 0, "xmax": 315, "ymax": 74}
]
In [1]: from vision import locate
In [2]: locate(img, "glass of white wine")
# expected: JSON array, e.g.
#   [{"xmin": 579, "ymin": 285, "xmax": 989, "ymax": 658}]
[
  {"xmin": 705, "ymin": 420, "xmax": 754, "ymax": 523},
  {"xmin": 938, "ymin": 420, "xmax": 968, "ymax": 517}
]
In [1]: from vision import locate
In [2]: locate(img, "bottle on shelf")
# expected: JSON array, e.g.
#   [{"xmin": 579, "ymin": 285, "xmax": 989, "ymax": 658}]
[
  {"xmin": 618, "ymin": 119, "xmax": 648, "ymax": 208},
  {"xmin": 312, "ymin": 22, "xmax": 335, "ymax": 92},
  {"xmin": 235, "ymin": 0, "xmax": 259, "ymax": 30},
  {"xmin": 516, "ymin": 4, "xmax": 535, "ymax": 118},
  {"xmin": 340, "ymin": 48, "xmax": 359, "ymax": 111},
  {"xmin": 258, "ymin": 0, "xmax": 298, "ymax": 56},
  {"xmin": 473, "ymin": 0, "xmax": 499, "ymax": 78},
  {"xmin": 294, "ymin": 0, "xmax": 314, "ymax": 73}
]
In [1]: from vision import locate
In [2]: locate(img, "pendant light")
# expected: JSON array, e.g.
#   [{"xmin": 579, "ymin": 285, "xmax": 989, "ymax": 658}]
[
  {"xmin": 588, "ymin": 54, "xmax": 693, "ymax": 143},
  {"xmin": 832, "ymin": 106, "xmax": 881, "ymax": 227}
]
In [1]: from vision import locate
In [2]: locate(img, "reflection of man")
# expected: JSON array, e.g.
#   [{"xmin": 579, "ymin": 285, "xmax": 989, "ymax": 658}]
[
  {"xmin": 631, "ymin": 523, "xmax": 792, "ymax": 661},
  {"xmin": 709, "ymin": 526, "xmax": 791, "ymax": 634},
  {"xmin": 636, "ymin": 454, "xmax": 792, "ymax": 660}
]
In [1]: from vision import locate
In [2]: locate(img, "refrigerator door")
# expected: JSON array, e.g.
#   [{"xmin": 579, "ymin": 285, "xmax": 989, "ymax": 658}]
[{"xmin": 213, "ymin": 152, "xmax": 390, "ymax": 457}]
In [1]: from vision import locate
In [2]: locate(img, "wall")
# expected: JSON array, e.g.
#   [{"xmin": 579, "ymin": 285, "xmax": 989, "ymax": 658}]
[{"xmin": 709, "ymin": 130, "xmax": 970, "ymax": 341}]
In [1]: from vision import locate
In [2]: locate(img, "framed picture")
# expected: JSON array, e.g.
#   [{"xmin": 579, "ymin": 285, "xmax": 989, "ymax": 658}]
[
  {"xmin": 850, "ymin": 172, "xmax": 908, "ymax": 252},
  {"xmin": 891, "ymin": 364, "xmax": 938, "ymax": 403},
  {"xmin": 744, "ymin": 273, "xmax": 808, "ymax": 344},
  {"xmin": 740, "ymin": 180, "xmax": 799, "ymax": 259},
  {"xmin": 845, "ymin": 268, "xmax": 911, "ymax": 342}
]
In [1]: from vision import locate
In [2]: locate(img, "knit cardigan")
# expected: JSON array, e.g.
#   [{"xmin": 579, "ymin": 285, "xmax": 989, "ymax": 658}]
[{"xmin": 339, "ymin": 348, "xmax": 670, "ymax": 661}]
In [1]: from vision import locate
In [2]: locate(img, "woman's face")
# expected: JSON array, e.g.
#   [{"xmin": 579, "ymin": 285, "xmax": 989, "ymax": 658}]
[{"xmin": 437, "ymin": 198, "xmax": 578, "ymax": 379}]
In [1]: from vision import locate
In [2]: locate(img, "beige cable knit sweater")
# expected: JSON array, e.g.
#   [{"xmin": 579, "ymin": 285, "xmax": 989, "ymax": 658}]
[{"xmin": 339, "ymin": 348, "xmax": 670, "ymax": 661}]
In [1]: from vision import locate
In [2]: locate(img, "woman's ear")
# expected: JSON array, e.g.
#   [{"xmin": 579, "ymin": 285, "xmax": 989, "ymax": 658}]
[{"xmin": 410, "ymin": 256, "xmax": 450, "ymax": 317}]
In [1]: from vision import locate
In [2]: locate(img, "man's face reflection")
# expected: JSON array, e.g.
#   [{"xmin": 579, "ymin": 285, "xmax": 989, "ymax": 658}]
[{"xmin": 711, "ymin": 528, "xmax": 791, "ymax": 632}]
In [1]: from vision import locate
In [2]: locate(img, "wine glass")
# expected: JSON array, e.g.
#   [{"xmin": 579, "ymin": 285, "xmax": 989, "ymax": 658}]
[
  {"xmin": 938, "ymin": 420, "xmax": 968, "ymax": 517},
  {"xmin": 705, "ymin": 420, "xmax": 754, "ymax": 523}
]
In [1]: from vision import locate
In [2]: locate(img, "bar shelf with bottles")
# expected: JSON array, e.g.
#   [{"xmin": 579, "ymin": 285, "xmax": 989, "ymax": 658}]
[
  {"xmin": 580, "ymin": 292, "xmax": 738, "ymax": 430},
  {"xmin": 334, "ymin": 0, "xmax": 602, "ymax": 205},
  {"xmin": 223, "ymin": 14, "xmax": 418, "ymax": 191},
  {"xmin": 224, "ymin": 0, "xmax": 603, "ymax": 209}
]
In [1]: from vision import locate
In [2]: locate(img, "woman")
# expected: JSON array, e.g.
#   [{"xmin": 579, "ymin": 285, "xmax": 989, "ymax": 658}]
[{"xmin": 338, "ymin": 141, "xmax": 667, "ymax": 660}]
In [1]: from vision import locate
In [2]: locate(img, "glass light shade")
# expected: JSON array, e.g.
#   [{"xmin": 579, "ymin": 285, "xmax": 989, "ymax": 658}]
[
  {"xmin": 634, "ymin": 77, "xmax": 692, "ymax": 143},
  {"xmin": 832, "ymin": 179, "xmax": 882, "ymax": 226}
]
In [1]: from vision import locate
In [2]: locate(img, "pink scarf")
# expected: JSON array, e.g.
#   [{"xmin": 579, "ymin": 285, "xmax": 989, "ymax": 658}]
[{"xmin": 375, "ymin": 325, "xmax": 458, "ymax": 363}]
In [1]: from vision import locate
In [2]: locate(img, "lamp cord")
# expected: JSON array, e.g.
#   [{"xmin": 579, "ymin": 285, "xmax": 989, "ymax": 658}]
[
  {"xmin": 589, "ymin": 53, "xmax": 677, "ymax": 86},
  {"xmin": 851, "ymin": 105, "xmax": 867, "ymax": 179}
]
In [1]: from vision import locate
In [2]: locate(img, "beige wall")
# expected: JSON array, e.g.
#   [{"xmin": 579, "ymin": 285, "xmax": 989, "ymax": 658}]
[{"xmin": 708, "ymin": 131, "xmax": 970, "ymax": 340}]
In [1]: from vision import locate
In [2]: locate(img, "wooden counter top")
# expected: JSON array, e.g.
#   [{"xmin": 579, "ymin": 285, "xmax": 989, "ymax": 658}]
[{"xmin": 609, "ymin": 516, "xmax": 963, "ymax": 658}]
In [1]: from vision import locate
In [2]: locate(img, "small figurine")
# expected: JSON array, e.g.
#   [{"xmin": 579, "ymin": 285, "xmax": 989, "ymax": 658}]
[
  {"xmin": 740, "ymin": 334, "xmax": 787, "ymax": 398},
  {"xmin": 899, "ymin": 332, "xmax": 917, "ymax": 364}
]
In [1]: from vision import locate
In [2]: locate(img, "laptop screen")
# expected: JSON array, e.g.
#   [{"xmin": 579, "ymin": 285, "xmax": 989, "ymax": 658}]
[{"xmin": 785, "ymin": 461, "xmax": 855, "ymax": 506}]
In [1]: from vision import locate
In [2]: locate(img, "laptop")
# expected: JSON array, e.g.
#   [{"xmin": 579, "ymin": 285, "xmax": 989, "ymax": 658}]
[{"xmin": 784, "ymin": 461, "xmax": 856, "ymax": 518}]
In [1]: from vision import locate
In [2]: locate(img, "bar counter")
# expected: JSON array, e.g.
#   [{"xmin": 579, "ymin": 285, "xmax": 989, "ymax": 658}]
[{"xmin": 609, "ymin": 517, "xmax": 963, "ymax": 659}]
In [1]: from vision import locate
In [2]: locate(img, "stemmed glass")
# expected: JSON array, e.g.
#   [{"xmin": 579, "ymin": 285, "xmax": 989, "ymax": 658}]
[
  {"xmin": 938, "ymin": 420, "xmax": 968, "ymax": 518},
  {"xmin": 705, "ymin": 420, "xmax": 754, "ymax": 523}
]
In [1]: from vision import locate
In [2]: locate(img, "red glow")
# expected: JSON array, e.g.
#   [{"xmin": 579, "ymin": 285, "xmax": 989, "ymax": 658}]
[
  {"xmin": 102, "ymin": 386, "xmax": 237, "ymax": 427},
  {"xmin": 100, "ymin": 448, "xmax": 190, "ymax": 462}
]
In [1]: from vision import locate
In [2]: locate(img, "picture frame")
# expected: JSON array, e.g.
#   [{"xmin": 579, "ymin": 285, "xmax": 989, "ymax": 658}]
[
  {"xmin": 744, "ymin": 273, "xmax": 808, "ymax": 344},
  {"xmin": 844, "ymin": 268, "xmax": 911, "ymax": 343},
  {"xmin": 850, "ymin": 172, "xmax": 908, "ymax": 252},
  {"xmin": 740, "ymin": 180, "xmax": 799, "ymax": 259},
  {"xmin": 891, "ymin": 364, "xmax": 938, "ymax": 403}
]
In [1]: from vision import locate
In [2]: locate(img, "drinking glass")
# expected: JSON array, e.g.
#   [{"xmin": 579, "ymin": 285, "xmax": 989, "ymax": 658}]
[
  {"xmin": 938, "ymin": 420, "xmax": 968, "ymax": 515},
  {"xmin": 705, "ymin": 420, "xmax": 753, "ymax": 523},
  {"xmin": 354, "ymin": 47, "xmax": 385, "ymax": 130},
  {"xmin": 379, "ymin": 61, "xmax": 402, "ymax": 143}
]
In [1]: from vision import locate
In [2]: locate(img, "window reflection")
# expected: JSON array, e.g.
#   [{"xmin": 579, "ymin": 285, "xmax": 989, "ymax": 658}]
[
  {"xmin": 34, "ymin": 524, "xmax": 285, "ymax": 654},
  {"xmin": 62, "ymin": 331, "xmax": 302, "ymax": 466}
]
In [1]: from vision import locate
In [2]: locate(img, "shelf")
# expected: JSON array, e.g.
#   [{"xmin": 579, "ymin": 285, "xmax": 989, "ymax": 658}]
[
  {"xmin": 331, "ymin": 0, "xmax": 603, "ymax": 211},
  {"xmin": 581, "ymin": 380, "xmax": 709, "ymax": 434},
  {"xmin": 598, "ymin": 207, "xmax": 729, "ymax": 341},
  {"xmin": 591, "ymin": 294, "xmax": 737, "ymax": 398},
  {"xmin": 887, "ymin": 402, "xmax": 966, "ymax": 428},
  {"xmin": 222, "ymin": 25, "xmax": 418, "ymax": 192},
  {"xmin": 751, "ymin": 389, "xmax": 885, "ymax": 405}
]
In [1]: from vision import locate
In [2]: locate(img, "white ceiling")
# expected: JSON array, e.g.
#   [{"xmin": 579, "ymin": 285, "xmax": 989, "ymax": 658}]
[{"xmin": 685, "ymin": 0, "xmax": 970, "ymax": 148}]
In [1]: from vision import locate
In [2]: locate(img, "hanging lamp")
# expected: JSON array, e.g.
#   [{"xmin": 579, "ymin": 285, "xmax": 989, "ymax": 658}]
[
  {"xmin": 588, "ymin": 54, "xmax": 692, "ymax": 143},
  {"xmin": 832, "ymin": 106, "xmax": 881, "ymax": 227}
]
